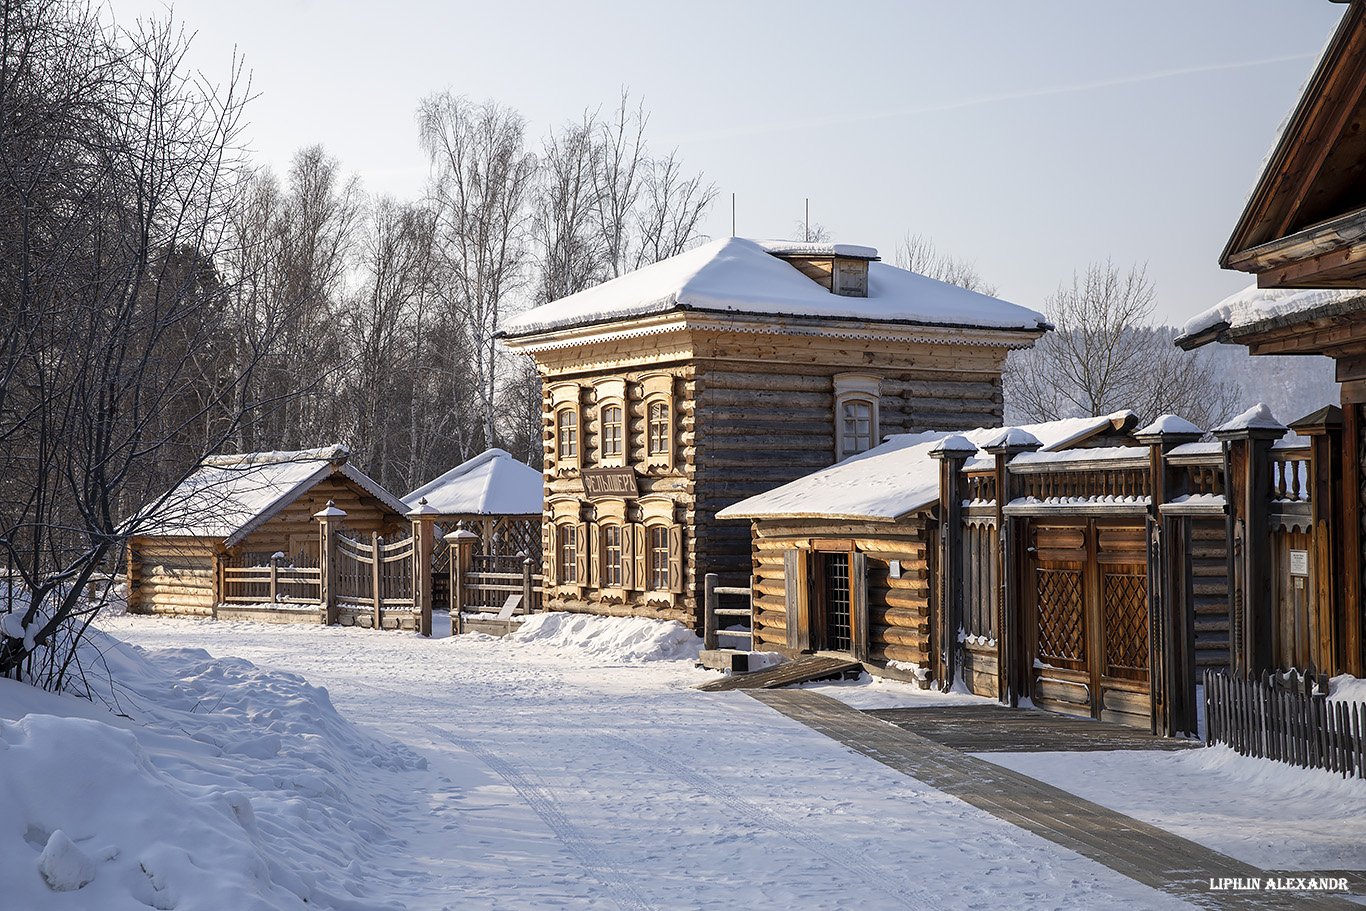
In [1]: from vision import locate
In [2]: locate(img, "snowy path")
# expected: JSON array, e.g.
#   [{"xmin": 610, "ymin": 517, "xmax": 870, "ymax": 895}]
[{"xmin": 95, "ymin": 616, "xmax": 1209, "ymax": 910}]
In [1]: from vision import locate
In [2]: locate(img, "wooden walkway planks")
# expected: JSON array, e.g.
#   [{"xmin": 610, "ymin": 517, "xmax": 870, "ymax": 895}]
[
  {"xmin": 694, "ymin": 655, "xmax": 861, "ymax": 692},
  {"xmin": 751, "ymin": 689, "xmax": 1361, "ymax": 911},
  {"xmin": 865, "ymin": 704, "xmax": 1202, "ymax": 752}
]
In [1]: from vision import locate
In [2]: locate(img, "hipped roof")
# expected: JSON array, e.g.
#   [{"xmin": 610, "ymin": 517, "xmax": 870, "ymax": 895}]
[
  {"xmin": 136, "ymin": 446, "xmax": 406, "ymax": 547},
  {"xmin": 499, "ymin": 237, "xmax": 1049, "ymax": 338},
  {"xmin": 401, "ymin": 448, "xmax": 542, "ymax": 516},
  {"xmin": 717, "ymin": 413, "xmax": 1136, "ymax": 523}
]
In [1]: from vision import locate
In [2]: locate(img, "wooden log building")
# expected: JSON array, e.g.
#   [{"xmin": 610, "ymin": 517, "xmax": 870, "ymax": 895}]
[
  {"xmin": 126, "ymin": 446, "xmax": 407, "ymax": 617},
  {"xmin": 498, "ymin": 237, "xmax": 1049, "ymax": 626},
  {"xmin": 1177, "ymin": 0, "xmax": 1366, "ymax": 681}
]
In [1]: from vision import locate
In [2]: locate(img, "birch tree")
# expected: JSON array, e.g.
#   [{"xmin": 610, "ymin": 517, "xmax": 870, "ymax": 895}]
[{"xmin": 419, "ymin": 93, "xmax": 535, "ymax": 455}]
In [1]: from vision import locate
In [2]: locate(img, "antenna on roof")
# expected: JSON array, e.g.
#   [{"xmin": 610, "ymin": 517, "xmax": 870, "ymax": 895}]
[
  {"xmin": 731, "ymin": 193, "xmax": 736, "ymax": 237},
  {"xmin": 805, "ymin": 198, "xmax": 810, "ymax": 243}
]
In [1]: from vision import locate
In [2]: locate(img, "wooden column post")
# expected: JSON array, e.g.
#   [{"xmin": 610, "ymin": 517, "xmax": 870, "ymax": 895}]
[
  {"xmin": 445, "ymin": 525, "xmax": 477, "ymax": 636},
  {"xmin": 1290, "ymin": 406, "xmax": 1345, "ymax": 673},
  {"xmin": 522, "ymin": 553, "xmax": 535, "ymax": 613},
  {"xmin": 371, "ymin": 531, "xmax": 382, "ymax": 630},
  {"xmin": 930, "ymin": 434, "xmax": 976, "ymax": 693},
  {"xmin": 983, "ymin": 429, "xmax": 1043, "ymax": 708},
  {"xmin": 408, "ymin": 498, "xmax": 439, "ymax": 638},
  {"xmin": 704, "ymin": 573, "xmax": 719, "ymax": 651},
  {"xmin": 314, "ymin": 501, "xmax": 347, "ymax": 626},
  {"xmin": 1216, "ymin": 408, "xmax": 1287, "ymax": 678},
  {"xmin": 1135, "ymin": 417, "xmax": 1204, "ymax": 737}
]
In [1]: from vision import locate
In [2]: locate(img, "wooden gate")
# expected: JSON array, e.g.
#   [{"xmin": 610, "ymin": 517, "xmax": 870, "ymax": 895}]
[
  {"xmin": 1028, "ymin": 518, "xmax": 1151, "ymax": 727},
  {"xmin": 335, "ymin": 527, "xmax": 417, "ymax": 629}
]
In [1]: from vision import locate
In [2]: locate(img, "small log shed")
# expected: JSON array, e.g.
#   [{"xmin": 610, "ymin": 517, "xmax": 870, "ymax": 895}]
[{"xmin": 126, "ymin": 446, "xmax": 407, "ymax": 616}]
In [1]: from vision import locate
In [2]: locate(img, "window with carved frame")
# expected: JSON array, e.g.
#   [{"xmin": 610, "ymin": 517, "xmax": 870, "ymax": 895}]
[
  {"xmin": 647, "ymin": 401, "xmax": 670, "ymax": 457},
  {"xmin": 834, "ymin": 373, "xmax": 882, "ymax": 462},
  {"xmin": 648, "ymin": 524, "xmax": 670, "ymax": 590},
  {"xmin": 557, "ymin": 523, "xmax": 577, "ymax": 584},
  {"xmin": 601, "ymin": 404, "xmax": 624, "ymax": 459}
]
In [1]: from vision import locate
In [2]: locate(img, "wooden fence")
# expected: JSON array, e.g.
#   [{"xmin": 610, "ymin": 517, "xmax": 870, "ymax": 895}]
[
  {"xmin": 222, "ymin": 551, "xmax": 321, "ymax": 604},
  {"xmin": 1204, "ymin": 668, "xmax": 1365, "ymax": 779}
]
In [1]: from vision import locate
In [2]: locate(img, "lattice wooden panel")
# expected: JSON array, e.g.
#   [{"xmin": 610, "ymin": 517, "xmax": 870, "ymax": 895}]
[
  {"xmin": 1036, "ymin": 568, "xmax": 1085, "ymax": 664},
  {"xmin": 1103, "ymin": 570, "xmax": 1148, "ymax": 674}
]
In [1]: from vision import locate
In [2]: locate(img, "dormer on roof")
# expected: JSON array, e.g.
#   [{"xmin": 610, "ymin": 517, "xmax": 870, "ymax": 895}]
[{"xmin": 754, "ymin": 240, "xmax": 880, "ymax": 298}]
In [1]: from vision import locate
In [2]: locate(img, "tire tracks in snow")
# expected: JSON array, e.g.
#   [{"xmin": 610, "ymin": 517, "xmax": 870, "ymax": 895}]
[{"xmin": 600, "ymin": 732, "xmax": 935, "ymax": 911}]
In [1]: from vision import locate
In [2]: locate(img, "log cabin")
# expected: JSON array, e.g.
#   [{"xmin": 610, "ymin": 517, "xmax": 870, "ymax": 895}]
[
  {"xmin": 126, "ymin": 446, "xmax": 407, "ymax": 617},
  {"xmin": 498, "ymin": 237, "xmax": 1050, "ymax": 627},
  {"xmin": 718, "ymin": 412, "xmax": 1143, "ymax": 686},
  {"xmin": 1177, "ymin": 0, "xmax": 1366, "ymax": 678}
]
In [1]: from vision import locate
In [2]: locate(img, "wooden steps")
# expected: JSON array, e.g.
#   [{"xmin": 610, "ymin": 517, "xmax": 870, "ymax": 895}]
[{"xmin": 695, "ymin": 655, "xmax": 862, "ymax": 692}]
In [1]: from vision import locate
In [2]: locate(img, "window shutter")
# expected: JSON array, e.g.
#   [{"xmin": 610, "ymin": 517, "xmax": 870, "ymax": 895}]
[
  {"xmin": 590, "ymin": 523, "xmax": 602, "ymax": 588},
  {"xmin": 668, "ymin": 524, "xmax": 684, "ymax": 594},
  {"xmin": 575, "ymin": 522, "xmax": 588, "ymax": 588},
  {"xmin": 622, "ymin": 523, "xmax": 636, "ymax": 590},
  {"xmin": 851, "ymin": 550, "xmax": 870, "ymax": 661},
  {"xmin": 784, "ymin": 548, "xmax": 810, "ymax": 652},
  {"xmin": 632, "ymin": 524, "xmax": 646, "ymax": 592},
  {"xmin": 546, "ymin": 526, "xmax": 557, "ymax": 586}
]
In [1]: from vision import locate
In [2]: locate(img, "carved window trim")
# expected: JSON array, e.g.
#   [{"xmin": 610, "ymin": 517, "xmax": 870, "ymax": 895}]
[
  {"xmin": 549, "ymin": 383, "xmax": 583, "ymax": 473},
  {"xmin": 594, "ymin": 378, "xmax": 629, "ymax": 468},
  {"xmin": 834, "ymin": 372, "xmax": 882, "ymax": 461},
  {"xmin": 638, "ymin": 373, "xmax": 676, "ymax": 472}
]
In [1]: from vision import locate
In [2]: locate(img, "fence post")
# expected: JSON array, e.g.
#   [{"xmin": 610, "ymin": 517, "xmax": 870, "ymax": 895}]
[
  {"xmin": 931, "ymin": 435, "xmax": 975, "ymax": 693},
  {"xmin": 370, "ymin": 531, "xmax": 382, "ymax": 630},
  {"xmin": 408, "ymin": 498, "xmax": 439, "ymax": 638},
  {"xmin": 983, "ymin": 429, "xmax": 1043, "ymax": 708},
  {"xmin": 445, "ymin": 525, "xmax": 477, "ymax": 636},
  {"xmin": 1215, "ymin": 409, "xmax": 1288, "ymax": 678},
  {"xmin": 1135, "ymin": 418, "xmax": 1204, "ymax": 737},
  {"xmin": 522, "ymin": 553, "xmax": 534, "ymax": 613},
  {"xmin": 314, "ymin": 501, "xmax": 347, "ymax": 625},
  {"xmin": 269, "ymin": 552, "xmax": 282, "ymax": 604},
  {"xmin": 704, "ymin": 573, "xmax": 718, "ymax": 650}
]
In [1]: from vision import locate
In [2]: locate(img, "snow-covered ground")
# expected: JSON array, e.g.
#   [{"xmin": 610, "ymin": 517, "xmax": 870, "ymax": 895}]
[{"xmin": 3, "ymin": 613, "xmax": 1363, "ymax": 909}]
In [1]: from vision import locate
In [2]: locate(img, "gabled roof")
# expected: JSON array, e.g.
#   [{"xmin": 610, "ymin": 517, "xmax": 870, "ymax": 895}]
[
  {"xmin": 1221, "ymin": 2, "xmax": 1366, "ymax": 288},
  {"xmin": 401, "ymin": 448, "xmax": 542, "ymax": 516},
  {"xmin": 717, "ymin": 412, "xmax": 1137, "ymax": 523},
  {"xmin": 136, "ymin": 446, "xmax": 406, "ymax": 547},
  {"xmin": 499, "ymin": 237, "xmax": 1048, "ymax": 339}
]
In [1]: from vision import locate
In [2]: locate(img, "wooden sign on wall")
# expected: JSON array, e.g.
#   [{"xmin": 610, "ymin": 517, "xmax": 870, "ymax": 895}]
[{"xmin": 581, "ymin": 467, "xmax": 639, "ymax": 500}]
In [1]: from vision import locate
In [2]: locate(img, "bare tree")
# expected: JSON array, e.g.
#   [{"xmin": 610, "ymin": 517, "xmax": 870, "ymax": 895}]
[
  {"xmin": 419, "ymin": 93, "xmax": 535, "ymax": 456},
  {"xmin": 532, "ymin": 113, "xmax": 606, "ymax": 304},
  {"xmin": 633, "ymin": 150, "xmax": 716, "ymax": 266},
  {"xmin": 591, "ymin": 89, "xmax": 647, "ymax": 279},
  {"xmin": 895, "ymin": 233, "xmax": 998, "ymax": 295},
  {"xmin": 1005, "ymin": 262, "xmax": 1239, "ymax": 428},
  {"xmin": 0, "ymin": 1, "xmax": 278, "ymax": 688}
]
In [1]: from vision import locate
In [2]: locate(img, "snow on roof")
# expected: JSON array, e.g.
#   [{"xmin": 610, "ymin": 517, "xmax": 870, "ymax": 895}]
[
  {"xmin": 401, "ymin": 448, "xmax": 542, "ymax": 516},
  {"xmin": 980, "ymin": 427, "xmax": 1042, "ymax": 451},
  {"xmin": 1214, "ymin": 403, "xmax": 1288, "ymax": 435},
  {"xmin": 751, "ymin": 239, "xmax": 880, "ymax": 259},
  {"xmin": 136, "ymin": 448, "xmax": 405, "ymax": 545},
  {"xmin": 499, "ymin": 237, "xmax": 1048, "ymax": 338},
  {"xmin": 718, "ymin": 412, "xmax": 1138, "ymax": 522},
  {"xmin": 1178, "ymin": 284, "xmax": 1366, "ymax": 347},
  {"xmin": 1135, "ymin": 414, "xmax": 1204, "ymax": 437}
]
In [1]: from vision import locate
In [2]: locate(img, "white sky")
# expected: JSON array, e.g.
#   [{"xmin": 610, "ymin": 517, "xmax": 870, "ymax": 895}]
[{"xmin": 105, "ymin": 0, "xmax": 1346, "ymax": 325}]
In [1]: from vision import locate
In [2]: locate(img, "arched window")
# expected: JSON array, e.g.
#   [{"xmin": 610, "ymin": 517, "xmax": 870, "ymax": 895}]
[
  {"xmin": 557, "ymin": 408, "xmax": 578, "ymax": 461},
  {"xmin": 557, "ymin": 523, "xmax": 578, "ymax": 584},
  {"xmin": 648, "ymin": 525, "xmax": 670, "ymax": 590},
  {"xmin": 647, "ymin": 401, "xmax": 670, "ymax": 456},
  {"xmin": 841, "ymin": 399, "xmax": 874, "ymax": 458},
  {"xmin": 601, "ymin": 404, "xmax": 624, "ymax": 459},
  {"xmin": 601, "ymin": 524, "xmax": 623, "ymax": 587},
  {"xmin": 833, "ymin": 373, "xmax": 882, "ymax": 462}
]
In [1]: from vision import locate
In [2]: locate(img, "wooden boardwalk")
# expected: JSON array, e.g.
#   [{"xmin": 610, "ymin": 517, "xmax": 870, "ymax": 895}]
[
  {"xmin": 751, "ymin": 689, "xmax": 1361, "ymax": 910},
  {"xmin": 865, "ymin": 704, "xmax": 1201, "ymax": 752}
]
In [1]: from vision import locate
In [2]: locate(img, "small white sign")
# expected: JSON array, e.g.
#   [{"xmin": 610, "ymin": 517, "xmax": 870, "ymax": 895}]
[
  {"xmin": 496, "ymin": 594, "xmax": 523, "ymax": 620},
  {"xmin": 1289, "ymin": 550, "xmax": 1309, "ymax": 577},
  {"xmin": 888, "ymin": 560, "xmax": 902, "ymax": 579}
]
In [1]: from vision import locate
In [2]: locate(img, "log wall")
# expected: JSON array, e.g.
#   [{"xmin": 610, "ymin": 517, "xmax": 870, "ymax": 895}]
[
  {"xmin": 749, "ymin": 517, "xmax": 933, "ymax": 678},
  {"xmin": 126, "ymin": 537, "xmax": 218, "ymax": 616}
]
